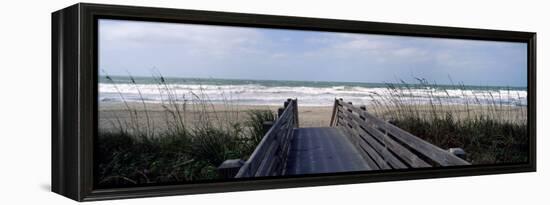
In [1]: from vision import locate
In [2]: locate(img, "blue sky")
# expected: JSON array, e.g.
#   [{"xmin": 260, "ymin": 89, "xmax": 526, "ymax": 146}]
[{"xmin": 99, "ymin": 19, "xmax": 527, "ymax": 87}]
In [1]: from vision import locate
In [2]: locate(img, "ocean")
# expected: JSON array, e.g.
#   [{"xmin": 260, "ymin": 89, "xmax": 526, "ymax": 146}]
[{"xmin": 99, "ymin": 76, "xmax": 527, "ymax": 107}]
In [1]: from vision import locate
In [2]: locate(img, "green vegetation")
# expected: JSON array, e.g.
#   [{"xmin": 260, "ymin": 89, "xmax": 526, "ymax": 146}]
[
  {"xmin": 97, "ymin": 73, "xmax": 275, "ymax": 187},
  {"xmin": 97, "ymin": 73, "xmax": 529, "ymax": 187},
  {"xmin": 368, "ymin": 79, "xmax": 528, "ymax": 164}
]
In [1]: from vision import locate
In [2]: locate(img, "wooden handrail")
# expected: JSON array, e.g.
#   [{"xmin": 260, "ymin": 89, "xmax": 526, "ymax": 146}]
[
  {"xmin": 331, "ymin": 99, "xmax": 470, "ymax": 168},
  {"xmin": 235, "ymin": 99, "xmax": 298, "ymax": 178},
  {"xmin": 329, "ymin": 98, "xmax": 341, "ymax": 127}
]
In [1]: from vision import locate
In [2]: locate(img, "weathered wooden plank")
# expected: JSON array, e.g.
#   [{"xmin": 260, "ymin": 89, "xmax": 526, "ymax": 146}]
[
  {"xmin": 339, "ymin": 114, "xmax": 396, "ymax": 169},
  {"xmin": 249, "ymin": 132, "xmax": 281, "ymax": 176},
  {"xmin": 339, "ymin": 107, "xmax": 425, "ymax": 168},
  {"xmin": 236, "ymin": 99, "xmax": 298, "ymax": 178},
  {"xmin": 335, "ymin": 111, "xmax": 384, "ymax": 170},
  {"xmin": 338, "ymin": 123, "xmax": 377, "ymax": 169},
  {"xmin": 361, "ymin": 123, "xmax": 428, "ymax": 168},
  {"xmin": 338, "ymin": 102, "xmax": 428, "ymax": 166},
  {"xmin": 341, "ymin": 126, "xmax": 388, "ymax": 169},
  {"xmin": 285, "ymin": 127, "xmax": 373, "ymax": 175},
  {"xmin": 293, "ymin": 99, "xmax": 299, "ymax": 127},
  {"xmin": 339, "ymin": 107, "xmax": 398, "ymax": 168},
  {"xmin": 330, "ymin": 99, "xmax": 339, "ymax": 126},
  {"xmin": 339, "ymin": 101, "xmax": 470, "ymax": 166},
  {"xmin": 255, "ymin": 140, "xmax": 280, "ymax": 176},
  {"xmin": 278, "ymin": 117, "xmax": 295, "ymax": 171}
]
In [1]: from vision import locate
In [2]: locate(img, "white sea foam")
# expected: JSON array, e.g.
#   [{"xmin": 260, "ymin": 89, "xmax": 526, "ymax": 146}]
[{"xmin": 99, "ymin": 83, "xmax": 527, "ymax": 107}]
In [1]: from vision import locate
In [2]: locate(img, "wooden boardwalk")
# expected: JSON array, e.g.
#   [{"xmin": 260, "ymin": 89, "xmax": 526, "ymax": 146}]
[
  {"xmin": 228, "ymin": 99, "xmax": 470, "ymax": 179},
  {"xmin": 285, "ymin": 127, "xmax": 371, "ymax": 175}
]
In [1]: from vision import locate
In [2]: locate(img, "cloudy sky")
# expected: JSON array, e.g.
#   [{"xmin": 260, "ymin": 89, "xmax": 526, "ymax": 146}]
[{"xmin": 99, "ymin": 19, "xmax": 527, "ymax": 87}]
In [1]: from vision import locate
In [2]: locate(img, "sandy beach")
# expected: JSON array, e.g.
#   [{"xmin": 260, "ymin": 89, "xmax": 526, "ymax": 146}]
[
  {"xmin": 99, "ymin": 101, "xmax": 527, "ymax": 134},
  {"xmin": 99, "ymin": 102, "xmax": 334, "ymax": 133},
  {"xmin": 368, "ymin": 104, "xmax": 527, "ymax": 124}
]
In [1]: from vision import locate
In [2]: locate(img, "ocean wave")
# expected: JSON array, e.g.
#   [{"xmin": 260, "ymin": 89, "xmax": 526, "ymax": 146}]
[{"xmin": 99, "ymin": 83, "xmax": 527, "ymax": 106}]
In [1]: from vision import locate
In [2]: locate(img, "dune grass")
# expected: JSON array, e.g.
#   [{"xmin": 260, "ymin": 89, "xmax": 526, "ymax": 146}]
[
  {"xmin": 367, "ymin": 79, "xmax": 528, "ymax": 164},
  {"xmin": 97, "ymin": 73, "xmax": 528, "ymax": 186},
  {"xmin": 97, "ymin": 73, "xmax": 275, "ymax": 187}
]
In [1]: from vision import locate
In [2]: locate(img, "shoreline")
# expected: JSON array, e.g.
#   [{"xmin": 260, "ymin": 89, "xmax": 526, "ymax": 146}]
[
  {"xmin": 99, "ymin": 102, "xmax": 334, "ymax": 133},
  {"xmin": 99, "ymin": 102, "xmax": 526, "ymax": 134}
]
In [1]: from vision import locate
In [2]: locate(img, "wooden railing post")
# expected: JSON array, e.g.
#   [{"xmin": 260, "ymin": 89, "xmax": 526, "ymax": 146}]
[
  {"xmin": 330, "ymin": 98, "xmax": 338, "ymax": 126},
  {"xmin": 218, "ymin": 159, "xmax": 245, "ymax": 178},
  {"xmin": 284, "ymin": 98, "xmax": 292, "ymax": 108},
  {"xmin": 294, "ymin": 99, "xmax": 299, "ymax": 128},
  {"xmin": 277, "ymin": 107, "xmax": 285, "ymax": 118}
]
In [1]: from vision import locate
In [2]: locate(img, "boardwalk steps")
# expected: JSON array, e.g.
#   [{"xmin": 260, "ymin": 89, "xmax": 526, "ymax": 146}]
[
  {"xmin": 219, "ymin": 98, "xmax": 470, "ymax": 178},
  {"xmin": 332, "ymin": 99, "xmax": 470, "ymax": 170},
  {"xmin": 285, "ymin": 127, "xmax": 371, "ymax": 175}
]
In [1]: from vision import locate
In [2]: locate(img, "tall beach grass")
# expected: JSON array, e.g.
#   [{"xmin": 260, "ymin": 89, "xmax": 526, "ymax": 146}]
[
  {"xmin": 367, "ymin": 78, "xmax": 528, "ymax": 164},
  {"xmin": 97, "ymin": 72, "xmax": 275, "ymax": 187}
]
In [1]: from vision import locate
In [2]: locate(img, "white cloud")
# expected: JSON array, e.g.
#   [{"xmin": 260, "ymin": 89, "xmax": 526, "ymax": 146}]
[
  {"xmin": 100, "ymin": 19, "xmax": 265, "ymax": 58},
  {"xmin": 303, "ymin": 33, "xmax": 432, "ymax": 63},
  {"xmin": 99, "ymin": 19, "xmax": 527, "ymax": 86}
]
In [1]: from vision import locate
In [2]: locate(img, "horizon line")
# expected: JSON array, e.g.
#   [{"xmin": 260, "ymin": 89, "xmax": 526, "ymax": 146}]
[{"xmin": 99, "ymin": 74, "xmax": 527, "ymax": 89}]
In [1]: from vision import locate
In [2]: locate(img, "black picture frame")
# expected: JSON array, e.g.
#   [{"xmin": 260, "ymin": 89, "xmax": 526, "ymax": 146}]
[{"xmin": 52, "ymin": 3, "xmax": 536, "ymax": 201}]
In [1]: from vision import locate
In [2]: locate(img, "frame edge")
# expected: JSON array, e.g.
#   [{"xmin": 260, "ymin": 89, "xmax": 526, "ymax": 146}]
[
  {"xmin": 52, "ymin": 3, "xmax": 537, "ymax": 201},
  {"xmin": 52, "ymin": 3, "xmax": 85, "ymax": 202}
]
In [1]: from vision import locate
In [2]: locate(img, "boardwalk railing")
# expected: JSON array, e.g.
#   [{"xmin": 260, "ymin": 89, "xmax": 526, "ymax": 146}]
[
  {"xmin": 235, "ymin": 99, "xmax": 299, "ymax": 178},
  {"xmin": 330, "ymin": 98, "xmax": 470, "ymax": 169}
]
